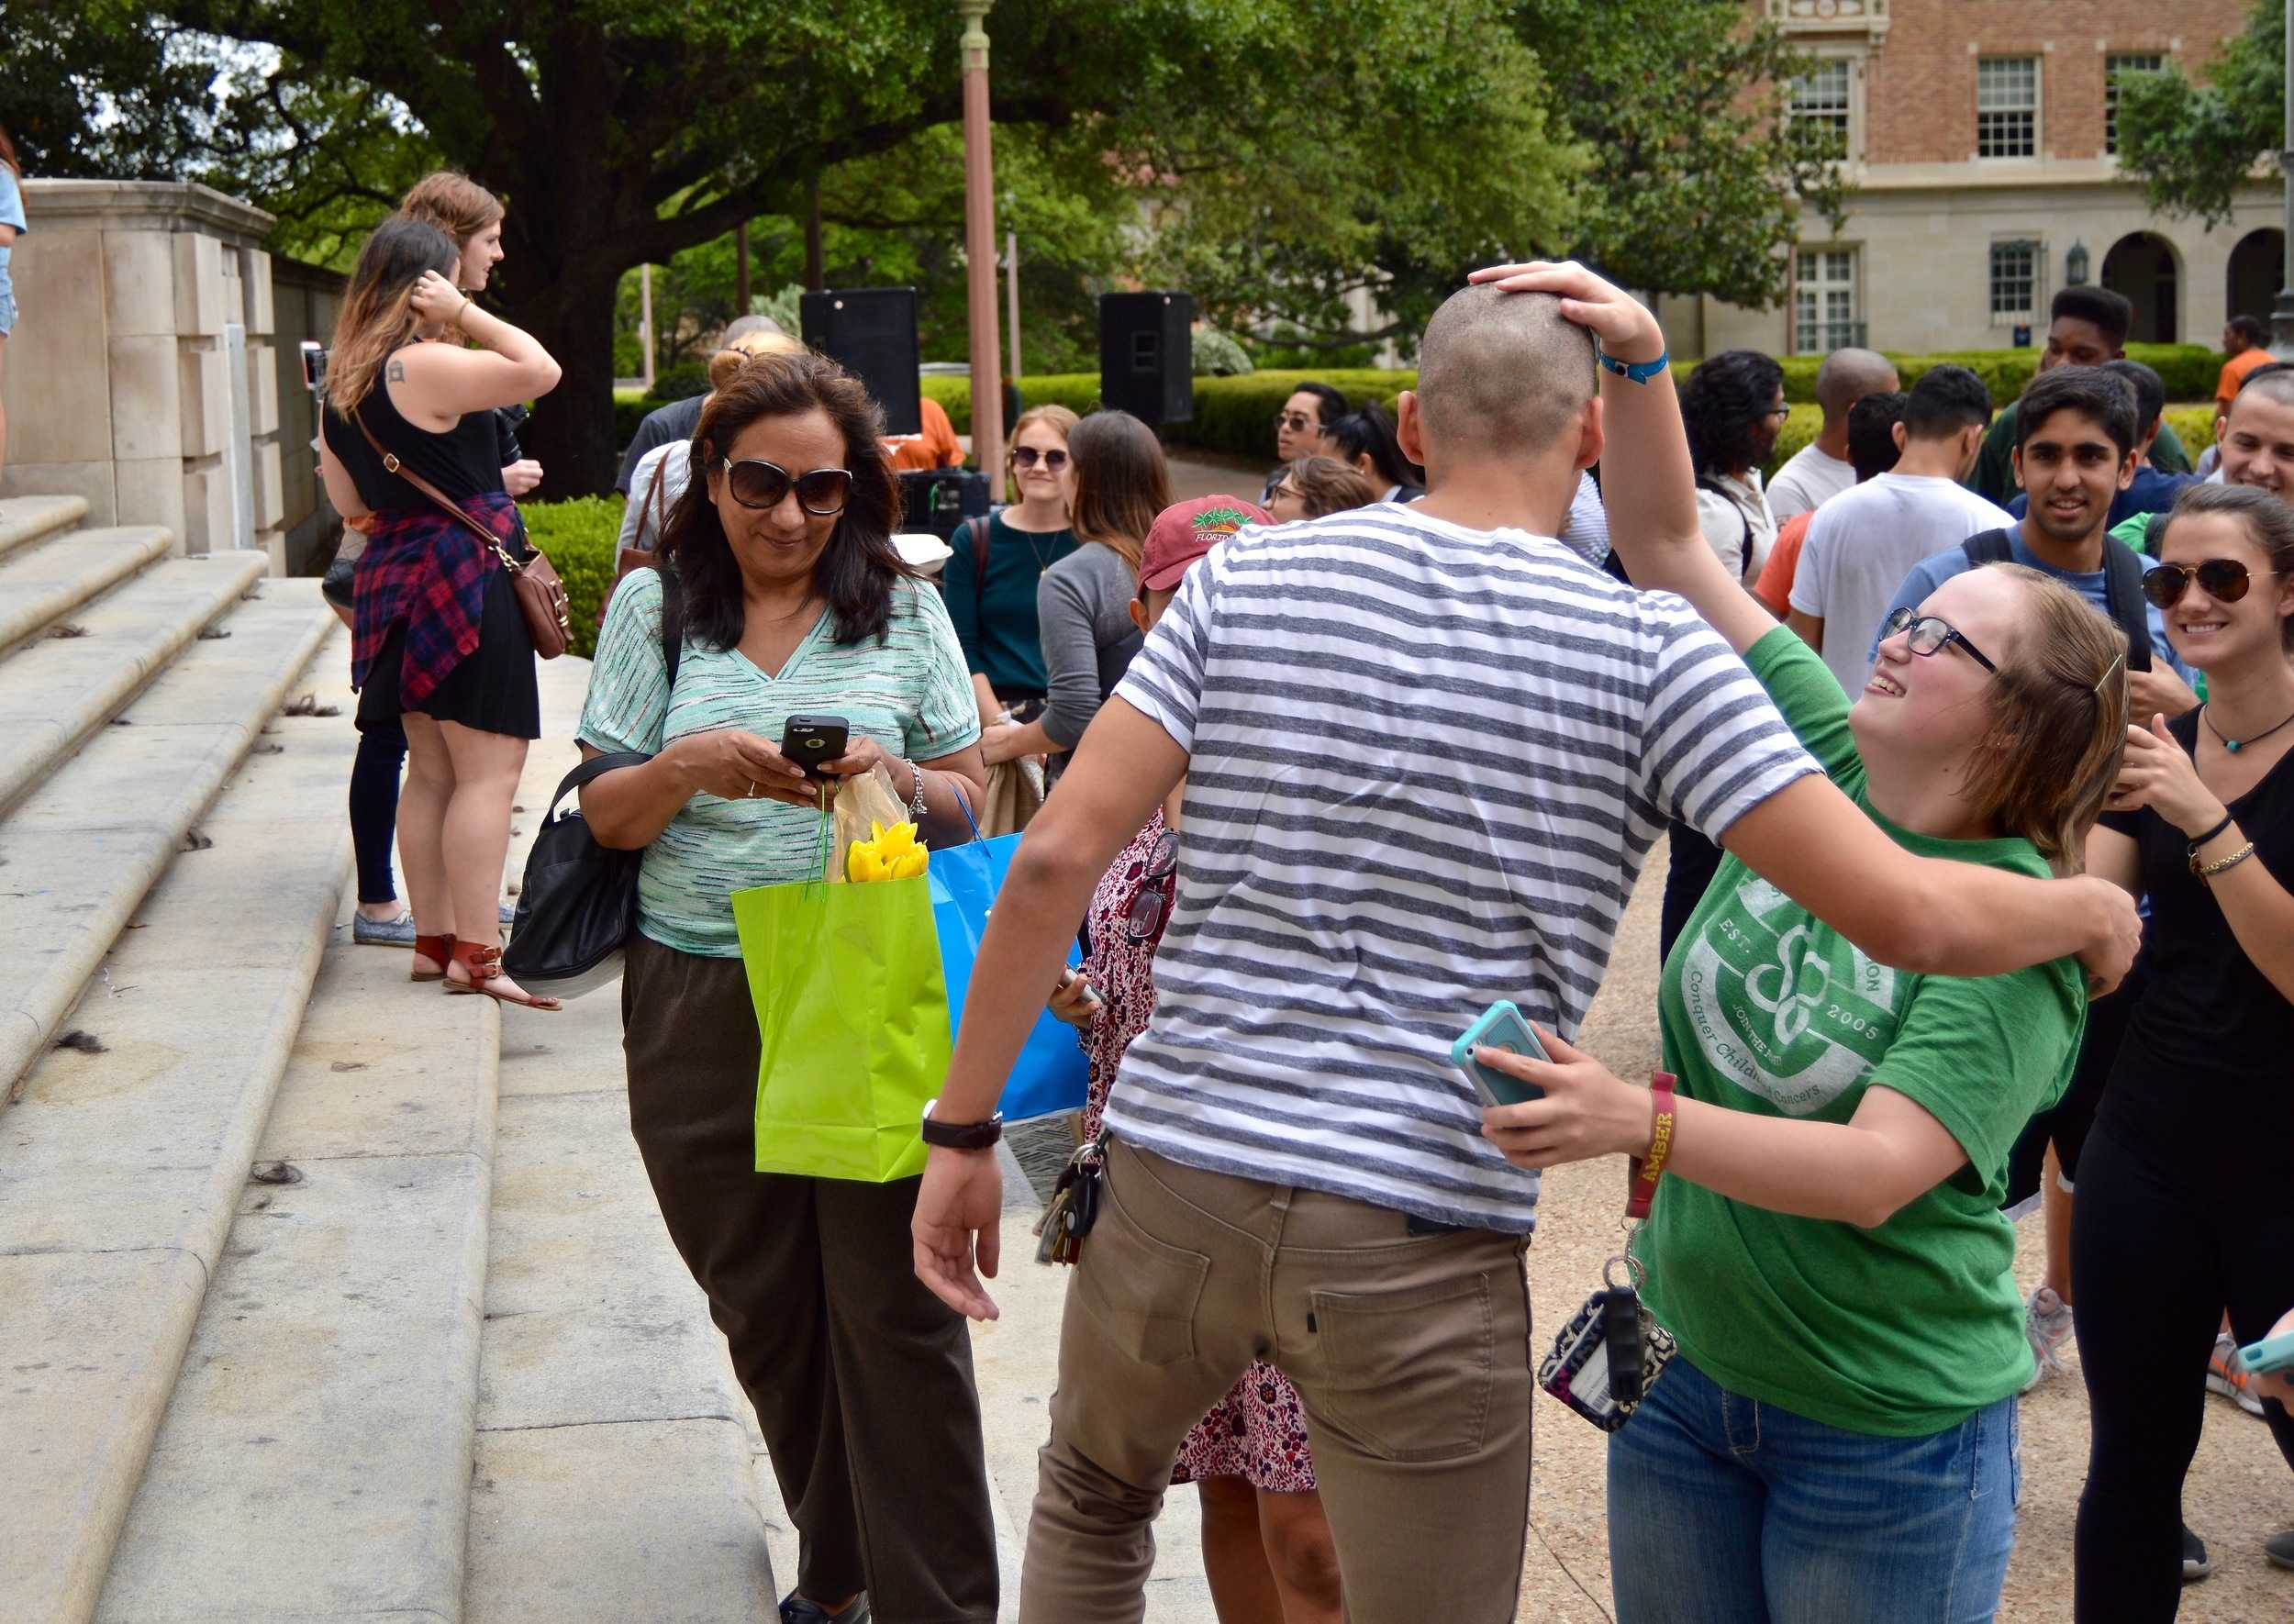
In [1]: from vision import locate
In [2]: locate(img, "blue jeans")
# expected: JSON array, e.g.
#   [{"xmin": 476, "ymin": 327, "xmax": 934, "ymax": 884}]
[{"xmin": 1608, "ymin": 1357, "xmax": 2020, "ymax": 1624}]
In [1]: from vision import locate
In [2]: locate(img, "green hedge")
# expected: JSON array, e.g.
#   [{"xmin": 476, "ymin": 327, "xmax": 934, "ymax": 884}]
[
  {"xmin": 522, "ymin": 497, "xmax": 622, "ymax": 660},
  {"xmin": 2165, "ymin": 403, "xmax": 2219, "ymax": 455}
]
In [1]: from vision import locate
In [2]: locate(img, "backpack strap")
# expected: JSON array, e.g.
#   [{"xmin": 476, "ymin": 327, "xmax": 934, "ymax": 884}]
[
  {"xmin": 1958, "ymin": 528, "xmax": 2017, "ymax": 569},
  {"xmin": 1697, "ymin": 475, "xmax": 1754, "ymax": 579},
  {"xmin": 2100, "ymin": 534, "xmax": 2155, "ymax": 672}
]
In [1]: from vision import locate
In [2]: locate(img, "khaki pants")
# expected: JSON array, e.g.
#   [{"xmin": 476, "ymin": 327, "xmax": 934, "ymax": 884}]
[
  {"xmin": 623, "ymin": 934, "xmax": 998, "ymax": 1623},
  {"xmin": 1023, "ymin": 1139, "xmax": 1534, "ymax": 1622}
]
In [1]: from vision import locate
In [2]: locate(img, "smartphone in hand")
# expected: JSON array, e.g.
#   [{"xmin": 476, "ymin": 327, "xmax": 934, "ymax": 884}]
[
  {"xmin": 1453, "ymin": 1000, "xmax": 1550, "ymax": 1108},
  {"xmin": 2239, "ymin": 1329, "xmax": 2294, "ymax": 1378},
  {"xmin": 779, "ymin": 713, "xmax": 850, "ymax": 781}
]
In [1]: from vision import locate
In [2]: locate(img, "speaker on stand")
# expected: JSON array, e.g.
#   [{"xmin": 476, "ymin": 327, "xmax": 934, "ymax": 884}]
[
  {"xmin": 1098, "ymin": 292, "xmax": 1194, "ymax": 424},
  {"xmin": 799, "ymin": 287, "xmax": 922, "ymax": 437}
]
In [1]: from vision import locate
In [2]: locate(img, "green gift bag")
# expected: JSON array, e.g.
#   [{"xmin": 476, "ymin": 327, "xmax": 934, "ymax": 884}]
[{"xmin": 729, "ymin": 829, "xmax": 951, "ymax": 1183}]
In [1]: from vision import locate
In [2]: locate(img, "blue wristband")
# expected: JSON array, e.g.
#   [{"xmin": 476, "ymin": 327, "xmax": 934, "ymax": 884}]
[{"xmin": 1598, "ymin": 348, "xmax": 1670, "ymax": 385}]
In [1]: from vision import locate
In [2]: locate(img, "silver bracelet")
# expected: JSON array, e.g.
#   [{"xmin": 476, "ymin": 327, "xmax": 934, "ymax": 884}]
[{"xmin": 908, "ymin": 759, "xmax": 930, "ymax": 821}]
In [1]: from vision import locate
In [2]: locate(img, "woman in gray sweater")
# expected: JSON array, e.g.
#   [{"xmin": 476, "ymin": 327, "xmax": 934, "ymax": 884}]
[{"xmin": 981, "ymin": 410, "xmax": 1172, "ymax": 771}]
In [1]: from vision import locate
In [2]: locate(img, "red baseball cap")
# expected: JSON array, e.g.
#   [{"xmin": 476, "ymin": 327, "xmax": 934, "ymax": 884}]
[{"xmin": 1138, "ymin": 495, "xmax": 1270, "ymax": 595}]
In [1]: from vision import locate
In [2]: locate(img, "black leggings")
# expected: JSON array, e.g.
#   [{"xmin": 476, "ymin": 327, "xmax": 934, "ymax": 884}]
[
  {"xmin": 2071, "ymin": 1123, "xmax": 2294, "ymax": 1621},
  {"xmin": 1659, "ymin": 819, "xmax": 1727, "ymax": 963},
  {"xmin": 350, "ymin": 717, "xmax": 406, "ymax": 906}
]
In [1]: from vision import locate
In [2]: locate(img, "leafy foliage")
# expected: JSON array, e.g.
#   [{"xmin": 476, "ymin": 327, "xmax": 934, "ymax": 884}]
[{"xmin": 2116, "ymin": 0, "xmax": 2283, "ymax": 229}]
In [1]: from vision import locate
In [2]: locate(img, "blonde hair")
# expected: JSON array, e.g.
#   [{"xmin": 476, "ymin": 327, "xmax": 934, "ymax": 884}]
[
  {"xmin": 398, "ymin": 172, "xmax": 505, "ymax": 246},
  {"xmin": 1277, "ymin": 455, "xmax": 1381, "ymax": 518},
  {"xmin": 325, "ymin": 218, "xmax": 460, "ymax": 414},
  {"xmin": 706, "ymin": 330, "xmax": 806, "ymax": 392},
  {"xmin": 1006, "ymin": 404, "xmax": 1081, "ymax": 503},
  {"xmin": 1955, "ymin": 563, "xmax": 2132, "ymax": 875}
]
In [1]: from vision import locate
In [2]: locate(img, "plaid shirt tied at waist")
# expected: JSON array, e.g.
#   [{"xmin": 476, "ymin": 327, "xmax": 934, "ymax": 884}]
[{"xmin": 351, "ymin": 491, "xmax": 524, "ymax": 706}]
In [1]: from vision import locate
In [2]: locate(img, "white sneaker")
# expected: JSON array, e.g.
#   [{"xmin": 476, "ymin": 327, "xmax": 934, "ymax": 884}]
[
  {"xmin": 2207, "ymin": 1333, "xmax": 2268, "ymax": 1418},
  {"xmin": 2022, "ymin": 1286, "xmax": 2075, "ymax": 1391}
]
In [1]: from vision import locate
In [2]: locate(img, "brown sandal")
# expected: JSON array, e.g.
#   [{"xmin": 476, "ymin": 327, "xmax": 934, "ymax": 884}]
[
  {"xmin": 411, "ymin": 933, "xmax": 451, "ymax": 984},
  {"xmin": 442, "ymin": 938, "xmax": 562, "ymax": 1011}
]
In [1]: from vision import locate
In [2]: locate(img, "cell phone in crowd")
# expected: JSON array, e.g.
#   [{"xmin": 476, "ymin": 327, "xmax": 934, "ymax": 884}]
[
  {"xmin": 1452, "ymin": 1000, "xmax": 1550, "ymax": 1108},
  {"xmin": 2240, "ymin": 1329, "xmax": 2294, "ymax": 1378},
  {"xmin": 779, "ymin": 714, "xmax": 850, "ymax": 780}
]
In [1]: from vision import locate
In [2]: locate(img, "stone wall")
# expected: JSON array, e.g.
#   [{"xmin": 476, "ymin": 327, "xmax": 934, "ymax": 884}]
[{"xmin": 0, "ymin": 180, "xmax": 293, "ymax": 569}]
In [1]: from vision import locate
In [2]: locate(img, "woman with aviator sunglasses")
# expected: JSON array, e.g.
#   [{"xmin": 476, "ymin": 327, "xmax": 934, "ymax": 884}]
[
  {"xmin": 1465, "ymin": 263, "xmax": 2132, "ymax": 1624},
  {"xmin": 2072, "ymin": 480, "xmax": 2294, "ymax": 1621},
  {"xmin": 942, "ymin": 404, "xmax": 1082, "ymax": 734},
  {"xmin": 1047, "ymin": 495, "xmax": 1345, "ymax": 1624},
  {"xmin": 574, "ymin": 352, "xmax": 994, "ymax": 1624}
]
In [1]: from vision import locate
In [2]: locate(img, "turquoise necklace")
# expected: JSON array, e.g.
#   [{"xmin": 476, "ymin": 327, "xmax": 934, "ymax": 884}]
[{"xmin": 2201, "ymin": 703, "xmax": 2294, "ymax": 754}]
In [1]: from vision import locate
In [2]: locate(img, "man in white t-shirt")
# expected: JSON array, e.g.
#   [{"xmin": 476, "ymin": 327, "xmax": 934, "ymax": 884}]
[
  {"xmin": 908, "ymin": 269, "xmax": 2141, "ymax": 1624},
  {"xmin": 1767, "ymin": 347, "xmax": 1900, "ymax": 521},
  {"xmin": 1788, "ymin": 363, "xmax": 2012, "ymax": 695}
]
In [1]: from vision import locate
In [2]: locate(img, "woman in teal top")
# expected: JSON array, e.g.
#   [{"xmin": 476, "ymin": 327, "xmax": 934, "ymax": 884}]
[
  {"xmin": 941, "ymin": 404, "xmax": 1080, "ymax": 727},
  {"xmin": 1471, "ymin": 271, "xmax": 2133, "ymax": 1624},
  {"xmin": 574, "ymin": 352, "xmax": 996, "ymax": 1624}
]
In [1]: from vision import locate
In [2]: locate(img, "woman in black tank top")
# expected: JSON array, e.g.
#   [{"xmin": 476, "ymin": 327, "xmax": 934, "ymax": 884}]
[{"xmin": 316, "ymin": 216, "xmax": 564, "ymax": 1010}]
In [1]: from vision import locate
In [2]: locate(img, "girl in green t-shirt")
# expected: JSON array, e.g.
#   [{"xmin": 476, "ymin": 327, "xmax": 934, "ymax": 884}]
[{"xmin": 1470, "ymin": 280, "xmax": 2133, "ymax": 1624}]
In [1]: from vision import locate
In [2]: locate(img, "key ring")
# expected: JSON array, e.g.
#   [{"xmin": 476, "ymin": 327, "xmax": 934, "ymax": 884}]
[{"xmin": 1602, "ymin": 1251, "xmax": 1645, "ymax": 1293}]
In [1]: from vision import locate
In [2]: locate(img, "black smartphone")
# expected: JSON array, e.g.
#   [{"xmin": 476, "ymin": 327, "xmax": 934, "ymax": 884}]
[
  {"xmin": 299, "ymin": 340, "xmax": 329, "ymax": 395},
  {"xmin": 780, "ymin": 713, "xmax": 850, "ymax": 779}
]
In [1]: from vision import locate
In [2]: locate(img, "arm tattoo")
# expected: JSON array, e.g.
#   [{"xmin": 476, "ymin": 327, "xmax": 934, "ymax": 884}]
[{"xmin": 386, "ymin": 360, "xmax": 406, "ymax": 382}]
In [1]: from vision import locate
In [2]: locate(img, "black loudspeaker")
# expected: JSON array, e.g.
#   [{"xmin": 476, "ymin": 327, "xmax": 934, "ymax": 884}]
[
  {"xmin": 1099, "ymin": 292, "xmax": 1194, "ymax": 424},
  {"xmin": 799, "ymin": 287, "xmax": 921, "ymax": 436}
]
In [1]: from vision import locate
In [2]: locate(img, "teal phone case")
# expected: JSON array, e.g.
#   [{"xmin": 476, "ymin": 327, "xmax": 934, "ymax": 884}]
[
  {"xmin": 1453, "ymin": 1000, "xmax": 1548, "ymax": 1107},
  {"xmin": 2238, "ymin": 1329, "xmax": 2294, "ymax": 1377}
]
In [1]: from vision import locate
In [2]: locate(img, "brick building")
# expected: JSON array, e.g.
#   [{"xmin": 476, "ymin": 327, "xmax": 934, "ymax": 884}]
[{"xmin": 1663, "ymin": 0, "xmax": 2284, "ymax": 362}]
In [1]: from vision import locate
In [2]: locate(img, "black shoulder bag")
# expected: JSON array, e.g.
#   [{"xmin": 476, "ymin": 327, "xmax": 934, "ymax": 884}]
[
  {"xmin": 1960, "ymin": 528, "xmax": 2153, "ymax": 671},
  {"xmin": 501, "ymin": 572, "xmax": 685, "ymax": 995}
]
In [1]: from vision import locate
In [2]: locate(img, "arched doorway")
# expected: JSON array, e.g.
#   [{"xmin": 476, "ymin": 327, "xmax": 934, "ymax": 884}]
[
  {"xmin": 2103, "ymin": 231, "xmax": 2180, "ymax": 343},
  {"xmin": 2228, "ymin": 228, "xmax": 2283, "ymax": 327}
]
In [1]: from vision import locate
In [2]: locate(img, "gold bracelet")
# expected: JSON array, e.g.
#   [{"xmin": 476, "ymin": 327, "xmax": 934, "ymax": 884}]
[{"xmin": 2199, "ymin": 840, "xmax": 2256, "ymax": 881}]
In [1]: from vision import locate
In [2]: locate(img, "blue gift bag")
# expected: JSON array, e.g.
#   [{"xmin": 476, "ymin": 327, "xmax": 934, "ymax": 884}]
[{"xmin": 928, "ymin": 831, "xmax": 1090, "ymax": 1122}]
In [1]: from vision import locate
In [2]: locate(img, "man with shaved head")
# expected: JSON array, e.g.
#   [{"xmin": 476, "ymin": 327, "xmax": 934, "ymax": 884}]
[
  {"xmin": 1767, "ymin": 346, "xmax": 1900, "ymax": 521},
  {"xmin": 909, "ymin": 266, "xmax": 2146, "ymax": 1621}
]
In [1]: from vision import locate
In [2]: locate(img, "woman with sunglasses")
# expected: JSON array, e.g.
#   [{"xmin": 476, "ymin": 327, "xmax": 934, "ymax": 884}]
[
  {"xmin": 574, "ymin": 352, "xmax": 993, "ymax": 1624},
  {"xmin": 1047, "ymin": 495, "xmax": 1344, "ymax": 1624},
  {"xmin": 943, "ymin": 404, "xmax": 1082, "ymax": 733},
  {"xmin": 980, "ymin": 410, "xmax": 1172, "ymax": 778},
  {"xmin": 1469, "ymin": 266, "xmax": 2131, "ymax": 1624},
  {"xmin": 2072, "ymin": 481, "xmax": 2294, "ymax": 1620}
]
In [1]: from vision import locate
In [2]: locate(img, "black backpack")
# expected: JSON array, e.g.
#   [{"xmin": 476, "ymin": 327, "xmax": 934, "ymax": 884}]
[{"xmin": 1958, "ymin": 528, "xmax": 2152, "ymax": 672}]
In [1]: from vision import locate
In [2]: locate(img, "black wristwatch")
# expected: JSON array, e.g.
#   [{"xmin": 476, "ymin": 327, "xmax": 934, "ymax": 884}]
[{"xmin": 920, "ymin": 1101, "xmax": 1004, "ymax": 1151}]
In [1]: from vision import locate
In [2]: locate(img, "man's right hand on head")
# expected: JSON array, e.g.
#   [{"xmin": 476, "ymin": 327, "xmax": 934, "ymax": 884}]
[{"xmin": 1467, "ymin": 260, "xmax": 1664, "ymax": 364}]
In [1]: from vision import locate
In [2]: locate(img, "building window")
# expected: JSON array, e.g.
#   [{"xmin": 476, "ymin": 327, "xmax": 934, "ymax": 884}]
[
  {"xmin": 2106, "ymin": 53, "xmax": 2166, "ymax": 155},
  {"xmin": 1990, "ymin": 239, "xmax": 2040, "ymax": 321},
  {"xmin": 1791, "ymin": 60, "xmax": 1854, "ymax": 153},
  {"xmin": 1977, "ymin": 57, "xmax": 2039, "ymax": 158},
  {"xmin": 1795, "ymin": 248, "xmax": 1863, "ymax": 351}
]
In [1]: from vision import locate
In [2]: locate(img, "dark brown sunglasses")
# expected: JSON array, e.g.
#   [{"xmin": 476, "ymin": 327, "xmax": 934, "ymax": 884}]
[
  {"xmin": 717, "ymin": 457, "xmax": 852, "ymax": 515},
  {"xmin": 2142, "ymin": 559, "xmax": 2280, "ymax": 608}
]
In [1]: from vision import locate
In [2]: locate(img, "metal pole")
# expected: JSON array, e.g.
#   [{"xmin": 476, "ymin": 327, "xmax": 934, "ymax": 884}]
[
  {"xmin": 1006, "ymin": 229, "xmax": 1022, "ymax": 380},
  {"xmin": 2275, "ymin": 0, "xmax": 2294, "ymax": 356},
  {"xmin": 640, "ymin": 263, "xmax": 656, "ymax": 391},
  {"xmin": 958, "ymin": 0, "xmax": 1004, "ymax": 477}
]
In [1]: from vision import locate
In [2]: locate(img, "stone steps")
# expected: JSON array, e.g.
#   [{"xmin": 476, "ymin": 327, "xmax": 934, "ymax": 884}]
[
  {"xmin": 0, "ymin": 550, "xmax": 270, "ymax": 816},
  {"xmin": 0, "ymin": 492, "xmax": 92, "ymax": 562},
  {"xmin": 0, "ymin": 628, "xmax": 355, "ymax": 1624},
  {"xmin": 94, "ymin": 913, "xmax": 501, "ymax": 1624},
  {"xmin": 0, "ymin": 525, "xmax": 175, "ymax": 655},
  {"xmin": 0, "ymin": 579, "xmax": 338, "ymax": 1097}
]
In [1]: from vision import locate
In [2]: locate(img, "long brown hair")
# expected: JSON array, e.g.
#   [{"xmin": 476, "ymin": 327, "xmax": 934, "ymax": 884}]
[
  {"xmin": 1277, "ymin": 455, "xmax": 1381, "ymax": 518},
  {"xmin": 325, "ymin": 218, "xmax": 460, "ymax": 414},
  {"xmin": 0, "ymin": 127, "xmax": 20, "ymax": 181},
  {"xmin": 1954, "ymin": 563, "xmax": 2132, "ymax": 875},
  {"xmin": 1067, "ymin": 410, "xmax": 1172, "ymax": 572},
  {"xmin": 660, "ymin": 351, "xmax": 917, "ymax": 649},
  {"xmin": 398, "ymin": 171, "xmax": 503, "ymax": 246}
]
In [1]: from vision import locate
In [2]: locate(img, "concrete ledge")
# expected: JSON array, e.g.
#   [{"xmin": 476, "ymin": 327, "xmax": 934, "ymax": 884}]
[
  {"xmin": 0, "ymin": 551, "xmax": 268, "ymax": 815},
  {"xmin": 95, "ymin": 919, "xmax": 500, "ymax": 1624},
  {"xmin": 0, "ymin": 650, "xmax": 354, "ymax": 1624},
  {"xmin": 0, "ymin": 526, "xmax": 175, "ymax": 654},
  {"xmin": 0, "ymin": 493, "xmax": 92, "ymax": 561},
  {"xmin": 0, "ymin": 584, "xmax": 335, "ymax": 1098}
]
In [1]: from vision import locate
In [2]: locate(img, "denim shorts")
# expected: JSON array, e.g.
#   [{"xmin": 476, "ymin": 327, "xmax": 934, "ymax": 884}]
[{"xmin": 0, "ymin": 262, "xmax": 16, "ymax": 337}]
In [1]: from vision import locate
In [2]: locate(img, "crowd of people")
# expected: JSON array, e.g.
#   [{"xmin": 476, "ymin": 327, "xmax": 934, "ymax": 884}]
[{"xmin": 311, "ymin": 176, "xmax": 2291, "ymax": 1623}]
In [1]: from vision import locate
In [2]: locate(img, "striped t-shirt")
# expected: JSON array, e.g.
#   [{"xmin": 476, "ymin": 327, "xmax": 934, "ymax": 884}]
[
  {"xmin": 576, "ymin": 568, "xmax": 980, "ymax": 957},
  {"xmin": 1102, "ymin": 504, "xmax": 1822, "ymax": 1232}
]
